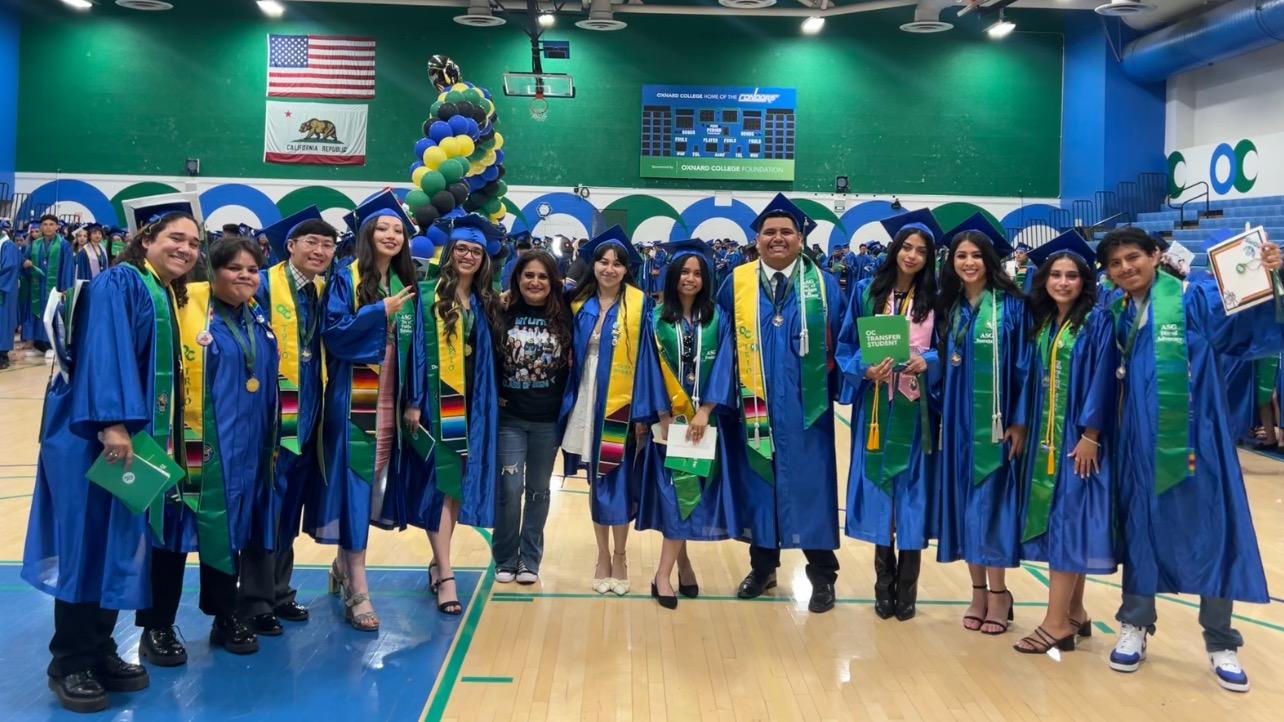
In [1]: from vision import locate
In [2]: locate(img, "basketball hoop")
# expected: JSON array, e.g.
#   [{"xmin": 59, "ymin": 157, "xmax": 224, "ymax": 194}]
[{"xmin": 530, "ymin": 92, "xmax": 549, "ymax": 122}]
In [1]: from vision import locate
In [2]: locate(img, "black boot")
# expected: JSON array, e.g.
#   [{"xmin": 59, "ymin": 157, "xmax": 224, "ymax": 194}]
[
  {"xmin": 210, "ymin": 615, "xmax": 259, "ymax": 655},
  {"xmin": 139, "ymin": 626, "xmax": 187, "ymax": 667},
  {"xmin": 873, "ymin": 545, "xmax": 897, "ymax": 619},
  {"xmin": 47, "ymin": 670, "xmax": 108, "ymax": 713},
  {"xmin": 894, "ymin": 549, "xmax": 921, "ymax": 621}
]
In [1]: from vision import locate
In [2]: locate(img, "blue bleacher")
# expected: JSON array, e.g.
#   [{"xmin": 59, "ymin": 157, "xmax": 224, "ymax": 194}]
[{"xmin": 1088, "ymin": 193, "xmax": 1284, "ymax": 270}]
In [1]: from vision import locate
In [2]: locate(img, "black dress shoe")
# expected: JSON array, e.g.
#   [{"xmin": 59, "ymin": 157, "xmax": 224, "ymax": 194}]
[
  {"xmin": 210, "ymin": 615, "xmax": 259, "ymax": 655},
  {"xmin": 737, "ymin": 571, "xmax": 777, "ymax": 599},
  {"xmin": 48, "ymin": 670, "xmax": 108, "ymax": 713},
  {"xmin": 252, "ymin": 613, "xmax": 284, "ymax": 636},
  {"xmin": 139, "ymin": 626, "xmax": 187, "ymax": 667},
  {"xmin": 651, "ymin": 580, "xmax": 678, "ymax": 610},
  {"xmin": 678, "ymin": 582, "xmax": 700, "ymax": 599},
  {"xmin": 808, "ymin": 582, "xmax": 836, "ymax": 613},
  {"xmin": 274, "ymin": 601, "xmax": 309, "ymax": 622},
  {"xmin": 96, "ymin": 653, "xmax": 149, "ymax": 692}
]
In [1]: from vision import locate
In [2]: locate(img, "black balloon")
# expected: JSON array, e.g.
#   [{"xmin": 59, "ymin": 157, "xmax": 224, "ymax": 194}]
[
  {"xmin": 448, "ymin": 182, "xmax": 470, "ymax": 205},
  {"xmin": 456, "ymin": 101, "xmax": 475, "ymax": 118},
  {"xmin": 463, "ymin": 195, "xmax": 484, "ymax": 212},
  {"xmin": 472, "ymin": 107, "xmax": 489, "ymax": 125},
  {"xmin": 423, "ymin": 120, "xmax": 434, "ymax": 137},
  {"xmin": 483, "ymin": 181, "xmax": 501, "ymax": 196},
  {"xmin": 479, "ymin": 130, "xmax": 495, "ymax": 144},
  {"xmin": 414, "ymin": 205, "xmax": 441, "ymax": 228},
  {"xmin": 437, "ymin": 102, "xmax": 458, "ymax": 120},
  {"xmin": 496, "ymin": 165, "xmax": 506, "ymax": 179},
  {"xmin": 431, "ymin": 190, "xmax": 457, "ymax": 214}
]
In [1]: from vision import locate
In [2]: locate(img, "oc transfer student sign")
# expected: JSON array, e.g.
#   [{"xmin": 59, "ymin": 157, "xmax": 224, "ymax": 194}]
[{"xmin": 640, "ymin": 85, "xmax": 797, "ymax": 182}]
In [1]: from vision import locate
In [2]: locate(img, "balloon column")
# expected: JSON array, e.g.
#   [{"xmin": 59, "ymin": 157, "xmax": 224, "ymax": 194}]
[{"xmin": 405, "ymin": 55, "xmax": 510, "ymax": 237}]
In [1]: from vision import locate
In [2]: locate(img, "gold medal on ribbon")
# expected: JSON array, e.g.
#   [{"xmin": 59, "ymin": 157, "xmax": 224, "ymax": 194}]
[{"xmin": 245, "ymin": 377, "xmax": 261, "ymax": 393}]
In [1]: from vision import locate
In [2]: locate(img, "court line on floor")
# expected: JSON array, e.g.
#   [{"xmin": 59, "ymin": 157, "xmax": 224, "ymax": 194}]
[
  {"xmin": 489, "ymin": 590, "xmax": 1051, "ymax": 607},
  {"xmin": 0, "ymin": 464, "xmax": 35, "ymax": 467},
  {"xmin": 459, "ymin": 676, "xmax": 513, "ymax": 684},
  {"xmin": 421, "ymin": 527, "xmax": 496, "ymax": 722},
  {"xmin": 0, "ymin": 493, "xmax": 32, "ymax": 501}
]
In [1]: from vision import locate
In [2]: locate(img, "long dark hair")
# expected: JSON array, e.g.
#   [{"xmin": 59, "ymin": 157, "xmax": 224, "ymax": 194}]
[
  {"xmin": 354, "ymin": 218, "xmax": 416, "ymax": 307},
  {"xmin": 659, "ymin": 253, "xmax": 716, "ymax": 325},
  {"xmin": 866, "ymin": 228, "xmax": 937, "ymax": 323},
  {"xmin": 433, "ymin": 239, "xmax": 503, "ymax": 343},
  {"xmin": 934, "ymin": 230, "xmax": 1023, "ymax": 326},
  {"xmin": 1027, "ymin": 251, "xmax": 1097, "ymax": 334},
  {"xmin": 507, "ymin": 250, "xmax": 572, "ymax": 356},
  {"xmin": 117, "ymin": 212, "xmax": 197, "ymax": 308},
  {"xmin": 571, "ymin": 243, "xmax": 637, "ymax": 304}
]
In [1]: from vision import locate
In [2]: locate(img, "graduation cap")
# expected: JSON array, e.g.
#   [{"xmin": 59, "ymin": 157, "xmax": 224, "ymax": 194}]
[
  {"xmin": 509, "ymin": 230, "xmax": 533, "ymax": 248},
  {"xmin": 661, "ymin": 238, "xmax": 716, "ymax": 275},
  {"xmin": 945, "ymin": 212, "xmax": 1014, "ymax": 258},
  {"xmin": 121, "ymin": 192, "xmax": 204, "ymax": 238},
  {"xmin": 344, "ymin": 190, "xmax": 415, "ymax": 238},
  {"xmin": 867, "ymin": 241, "xmax": 886, "ymax": 255},
  {"xmin": 1027, "ymin": 230, "xmax": 1094, "ymax": 268},
  {"xmin": 579, "ymin": 225, "xmax": 642, "ymax": 269},
  {"xmin": 434, "ymin": 212, "xmax": 505, "ymax": 256},
  {"xmin": 879, "ymin": 208, "xmax": 944, "ymax": 245},
  {"xmin": 259, "ymin": 206, "xmax": 324, "ymax": 261},
  {"xmin": 751, "ymin": 193, "xmax": 816, "ymax": 237},
  {"xmin": 84, "ymin": 222, "xmax": 103, "ymax": 235}
]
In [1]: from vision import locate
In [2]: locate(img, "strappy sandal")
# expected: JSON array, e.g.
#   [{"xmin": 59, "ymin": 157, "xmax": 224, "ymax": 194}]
[
  {"xmin": 980, "ymin": 589, "xmax": 1014, "ymax": 635},
  {"xmin": 432, "ymin": 576, "xmax": 463, "ymax": 615},
  {"xmin": 962, "ymin": 584, "xmax": 988, "ymax": 631},
  {"xmin": 1069, "ymin": 616, "xmax": 1093, "ymax": 638},
  {"xmin": 344, "ymin": 592, "xmax": 379, "ymax": 632},
  {"xmin": 1014, "ymin": 626, "xmax": 1076, "ymax": 654},
  {"xmin": 329, "ymin": 559, "xmax": 348, "ymax": 598}
]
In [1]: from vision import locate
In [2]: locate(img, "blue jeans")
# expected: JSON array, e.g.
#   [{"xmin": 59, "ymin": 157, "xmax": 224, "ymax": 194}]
[
  {"xmin": 1116, "ymin": 594, "xmax": 1243, "ymax": 652},
  {"xmin": 493, "ymin": 414, "xmax": 558, "ymax": 573}
]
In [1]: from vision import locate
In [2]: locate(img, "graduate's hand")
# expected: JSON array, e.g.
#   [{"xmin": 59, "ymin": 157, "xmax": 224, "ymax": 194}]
[
  {"xmin": 1261, "ymin": 240, "xmax": 1282, "ymax": 272},
  {"xmin": 864, "ymin": 358, "xmax": 894, "ymax": 382},
  {"xmin": 634, "ymin": 422, "xmax": 649, "ymax": 443},
  {"xmin": 903, "ymin": 353, "xmax": 927, "ymax": 376},
  {"xmin": 403, "ymin": 406, "xmax": 421, "ymax": 432},
  {"xmin": 101, "ymin": 423, "xmax": 134, "ymax": 470},
  {"xmin": 1004, "ymin": 425, "xmax": 1026, "ymax": 459},
  {"xmin": 656, "ymin": 413, "xmax": 672, "ymax": 442},
  {"xmin": 382, "ymin": 286, "xmax": 416, "ymax": 316},
  {"xmin": 1070, "ymin": 435, "xmax": 1100, "ymax": 478},
  {"xmin": 687, "ymin": 409, "xmax": 711, "ymax": 443},
  {"xmin": 499, "ymin": 290, "xmax": 511, "ymax": 309},
  {"xmin": 22, "ymin": 259, "xmax": 32, "ymax": 269}
]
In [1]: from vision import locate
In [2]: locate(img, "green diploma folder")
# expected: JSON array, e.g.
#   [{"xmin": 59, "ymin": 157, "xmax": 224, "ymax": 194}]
[
  {"xmin": 857, "ymin": 315, "xmax": 911, "ymax": 366},
  {"xmin": 405, "ymin": 423, "xmax": 437, "ymax": 461},
  {"xmin": 86, "ymin": 430, "xmax": 184, "ymax": 514}
]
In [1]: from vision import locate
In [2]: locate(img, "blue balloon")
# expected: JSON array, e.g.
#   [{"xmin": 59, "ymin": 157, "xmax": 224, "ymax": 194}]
[
  {"xmin": 467, "ymin": 175, "xmax": 486, "ymax": 191},
  {"xmin": 482, "ymin": 165, "xmax": 500, "ymax": 182},
  {"xmin": 409, "ymin": 235, "xmax": 435, "ymax": 260},
  {"xmin": 478, "ymin": 122, "xmax": 493, "ymax": 136},
  {"xmin": 448, "ymin": 115, "xmax": 471, "ymax": 136},
  {"xmin": 414, "ymin": 137, "xmax": 434, "ymax": 156},
  {"xmin": 494, "ymin": 150, "xmax": 505, "ymax": 165},
  {"xmin": 427, "ymin": 226, "xmax": 450, "ymax": 247},
  {"xmin": 409, "ymin": 160, "xmax": 425, "ymax": 175},
  {"xmin": 465, "ymin": 118, "xmax": 480, "ymax": 138},
  {"xmin": 429, "ymin": 121, "xmax": 453, "ymax": 143}
]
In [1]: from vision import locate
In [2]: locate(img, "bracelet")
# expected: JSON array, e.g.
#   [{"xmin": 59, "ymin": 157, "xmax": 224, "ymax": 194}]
[{"xmin": 1079, "ymin": 436, "xmax": 1099, "ymax": 447}]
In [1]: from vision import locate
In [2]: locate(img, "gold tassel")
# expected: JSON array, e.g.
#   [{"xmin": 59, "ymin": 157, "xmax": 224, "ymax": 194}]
[
  {"xmin": 866, "ymin": 381, "xmax": 881, "ymax": 451},
  {"xmin": 1046, "ymin": 445, "xmax": 1056, "ymax": 475}
]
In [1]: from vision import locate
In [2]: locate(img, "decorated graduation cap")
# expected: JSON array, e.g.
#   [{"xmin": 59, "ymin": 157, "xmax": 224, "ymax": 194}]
[
  {"xmin": 259, "ymin": 205, "xmax": 324, "ymax": 261},
  {"xmin": 1026, "ymin": 230, "xmax": 1094, "ymax": 268},
  {"xmin": 579, "ymin": 225, "xmax": 642, "ymax": 269},
  {"xmin": 121, "ymin": 192, "xmax": 204, "ymax": 238},
  {"xmin": 661, "ymin": 238, "xmax": 717, "ymax": 274},
  {"xmin": 751, "ymin": 193, "xmax": 816, "ymax": 237},
  {"xmin": 435, "ymin": 211, "xmax": 505, "ymax": 256},
  {"xmin": 879, "ymin": 208, "xmax": 944, "ymax": 245},
  {"xmin": 946, "ymin": 211, "xmax": 1014, "ymax": 258},
  {"xmin": 344, "ymin": 189, "xmax": 416, "ymax": 237}
]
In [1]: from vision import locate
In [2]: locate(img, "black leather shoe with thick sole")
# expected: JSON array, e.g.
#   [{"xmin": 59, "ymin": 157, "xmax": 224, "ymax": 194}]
[
  {"xmin": 96, "ymin": 653, "xmax": 149, "ymax": 692},
  {"xmin": 736, "ymin": 572, "xmax": 778, "ymax": 599},
  {"xmin": 808, "ymin": 582, "xmax": 836, "ymax": 613},
  {"xmin": 48, "ymin": 670, "xmax": 108, "ymax": 714},
  {"xmin": 139, "ymin": 626, "xmax": 187, "ymax": 667},
  {"xmin": 210, "ymin": 615, "xmax": 260, "ymax": 655}
]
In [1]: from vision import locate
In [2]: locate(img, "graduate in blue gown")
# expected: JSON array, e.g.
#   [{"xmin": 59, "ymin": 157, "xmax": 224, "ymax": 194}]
[
  {"xmin": 560, "ymin": 226, "xmax": 665, "ymax": 596},
  {"xmin": 835, "ymin": 209, "xmax": 943, "ymax": 622},
  {"xmin": 0, "ymin": 227, "xmax": 20, "ymax": 369},
  {"xmin": 21, "ymin": 214, "xmax": 74, "ymax": 350},
  {"xmin": 318, "ymin": 191, "xmax": 425, "ymax": 632},
  {"xmin": 500, "ymin": 231, "xmax": 531, "ymax": 292},
  {"xmin": 237, "ymin": 207, "xmax": 337, "ymax": 633},
  {"xmin": 718, "ymin": 194, "xmax": 845, "ymax": 614},
  {"xmin": 73, "ymin": 224, "xmax": 111, "ymax": 281},
  {"xmin": 410, "ymin": 213, "xmax": 503, "ymax": 616},
  {"xmin": 22, "ymin": 204, "xmax": 201, "ymax": 712},
  {"xmin": 1099, "ymin": 227, "xmax": 1283, "ymax": 692},
  {"xmin": 634, "ymin": 239, "xmax": 737, "ymax": 609},
  {"xmin": 932, "ymin": 213, "xmax": 1032, "ymax": 635},
  {"xmin": 1011, "ymin": 232, "xmax": 1117, "ymax": 656}
]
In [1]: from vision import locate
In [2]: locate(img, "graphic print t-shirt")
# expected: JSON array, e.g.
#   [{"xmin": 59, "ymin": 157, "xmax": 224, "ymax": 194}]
[{"xmin": 500, "ymin": 303, "xmax": 569, "ymax": 422}]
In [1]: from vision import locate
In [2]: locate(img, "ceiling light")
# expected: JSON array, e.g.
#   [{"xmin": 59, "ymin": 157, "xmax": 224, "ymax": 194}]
[
  {"xmin": 986, "ymin": 12, "xmax": 1015, "ymax": 39},
  {"xmin": 801, "ymin": 16, "xmax": 825, "ymax": 35},
  {"xmin": 62, "ymin": 0, "xmax": 93, "ymax": 9},
  {"xmin": 257, "ymin": 1, "xmax": 285, "ymax": 18},
  {"xmin": 538, "ymin": 13, "xmax": 555, "ymax": 28}
]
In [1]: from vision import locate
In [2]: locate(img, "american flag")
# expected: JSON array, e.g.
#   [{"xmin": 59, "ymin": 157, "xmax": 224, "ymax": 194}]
[{"xmin": 267, "ymin": 34, "xmax": 375, "ymax": 99}]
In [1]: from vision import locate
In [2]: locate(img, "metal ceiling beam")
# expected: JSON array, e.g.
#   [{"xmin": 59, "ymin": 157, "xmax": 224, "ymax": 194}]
[{"xmin": 283, "ymin": 0, "xmax": 1107, "ymax": 16}]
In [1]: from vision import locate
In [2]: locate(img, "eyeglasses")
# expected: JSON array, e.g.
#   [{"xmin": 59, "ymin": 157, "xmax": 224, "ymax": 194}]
[
  {"xmin": 294, "ymin": 236, "xmax": 337, "ymax": 251},
  {"xmin": 453, "ymin": 245, "xmax": 484, "ymax": 259}
]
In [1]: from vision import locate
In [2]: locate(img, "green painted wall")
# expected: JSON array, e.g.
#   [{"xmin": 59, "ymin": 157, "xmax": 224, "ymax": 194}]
[{"xmin": 17, "ymin": 4, "xmax": 1064, "ymax": 197}]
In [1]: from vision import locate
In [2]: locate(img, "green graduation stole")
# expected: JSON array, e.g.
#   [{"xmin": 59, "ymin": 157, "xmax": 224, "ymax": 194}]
[
  {"xmin": 1112, "ymin": 271, "xmax": 1193, "ymax": 495},
  {"xmin": 652, "ymin": 308, "xmax": 720, "ymax": 520},
  {"xmin": 347, "ymin": 261, "xmax": 413, "ymax": 484},
  {"xmin": 956, "ymin": 290, "xmax": 1005, "ymax": 485},
  {"xmin": 28, "ymin": 238, "xmax": 62, "ymax": 317},
  {"xmin": 1255, "ymin": 356, "xmax": 1279, "ymax": 407},
  {"xmin": 1023, "ymin": 318, "xmax": 1080, "ymax": 542},
  {"xmin": 860, "ymin": 286, "xmax": 925, "ymax": 495},
  {"xmin": 420, "ymin": 278, "xmax": 472, "ymax": 501}
]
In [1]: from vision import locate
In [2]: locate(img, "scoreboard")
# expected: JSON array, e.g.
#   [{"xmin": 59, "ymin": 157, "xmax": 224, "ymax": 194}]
[{"xmin": 640, "ymin": 85, "xmax": 796, "ymax": 182}]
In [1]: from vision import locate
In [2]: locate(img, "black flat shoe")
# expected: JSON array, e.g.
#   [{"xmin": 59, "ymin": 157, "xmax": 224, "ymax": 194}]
[
  {"xmin": 210, "ymin": 615, "xmax": 259, "ymax": 655},
  {"xmin": 48, "ymin": 670, "xmax": 107, "ymax": 714},
  {"xmin": 737, "ymin": 571, "xmax": 777, "ymax": 599},
  {"xmin": 677, "ymin": 577, "xmax": 700, "ymax": 598},
  {"xmin": 651, "ymin": 580, "xmax": 678, "ymax": 610},
  {"xmin": 809, "ymin": 582, "xmax": 836, "ymax": 613},
  {"xmin": 275, "ymin": 601, "xmax": 309, "ymax": 622},
  {"xmin": 252, "ymin": 613, "xmax": 284, "ymax": 636},
  {"xmin": 96, "ymin": 653, "xmax": 149, "ymax": 692},
  {"xmin": 139, "ymin": 626, "xmax": 187, "ymax": 667}
]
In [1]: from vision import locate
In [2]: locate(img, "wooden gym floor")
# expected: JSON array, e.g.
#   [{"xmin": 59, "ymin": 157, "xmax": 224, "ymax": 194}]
[{"xmin": 1, "ymin": 353, "xmax": 1282, "ymax": 721}]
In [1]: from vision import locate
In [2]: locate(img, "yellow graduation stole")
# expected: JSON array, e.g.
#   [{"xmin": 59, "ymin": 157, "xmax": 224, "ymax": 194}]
[
  {"xmin": 571, "ymin": 284, "xmax": 645, "ymax": 476},
  {"xmin": 268, "ymin": 262, "xmax": 327, "ymax": 454},
  {"xmin": 732, "ymin": 263, "xmax": 775, "ymax": 483}
]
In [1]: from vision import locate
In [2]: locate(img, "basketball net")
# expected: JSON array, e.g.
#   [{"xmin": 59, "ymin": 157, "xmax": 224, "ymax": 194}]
[{"xmin": 530, "ymin": 90, "xmax": 549, "ymax": 122}]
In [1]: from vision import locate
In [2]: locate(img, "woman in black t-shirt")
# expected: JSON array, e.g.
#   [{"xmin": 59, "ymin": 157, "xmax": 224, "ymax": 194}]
[{"xmin": 493, "ymin": 250, "xmax": 572, "ymax": 584}]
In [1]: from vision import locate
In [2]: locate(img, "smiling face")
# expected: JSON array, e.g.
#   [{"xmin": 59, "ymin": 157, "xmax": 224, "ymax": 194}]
[
  {"xmin": 756, "ymin": 216, "xmax": 802, "ymax": 269},
  {"xmin": 594, "ymin": 246, "xmax": 626, "ymax": 294},
  {"xmin": 1105, "ymin": 242, "xmax": 1160, "ymax": 296},
  {"xmin": 518, "ymin": 258, "xmax": 553, "ymax": 306},
  {"xmin": 897, "ymin": 233, "xmax": 929, "ymax": 278},
  {"xmin": 1044, "ymin": 256, "xmax": 1084, "ymax": 307},
  {"xmin": 212, "ymin": 249, "xmax": 262, "ymax": 307},
  {"xmin": 952, "ymin": 240, "xmax": 986, "ymax": 287},
  {"xmin": 677, "ymin": 256, "xmax": 704, "ymax": 302},
  {"xmin": 451, "ymin": 239, "xmax": 485, "ymax": 278},
  {"xmin": 288, "ymin": 233, "xmax": 336, "ymax": 278},
  {"xmin": 143, "ymin": 217, "xmax": 201, "ymax": 283},
  {"xmin": 369, "ymin": 216, "xmax": 406, "ymax": 260}
]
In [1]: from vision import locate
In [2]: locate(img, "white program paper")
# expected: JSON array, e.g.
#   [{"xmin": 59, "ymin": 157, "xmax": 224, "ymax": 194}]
[{"xmin": 665, "ymin": 423, "xmax": 718, "ymax": 461}]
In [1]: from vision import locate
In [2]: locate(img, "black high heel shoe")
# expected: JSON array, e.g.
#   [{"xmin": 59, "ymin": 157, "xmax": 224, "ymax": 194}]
[
  {"xmin": 1013, "ymin": 626, "xmax": 1076, "ymax": 654},
  {"xmin": 651, "ymin": 579, "xmax": 678, "ymax": 610},
  {"xmin": 1070, "ymin": 616, "xmax": 1093, "ymax": 638},
  {"xmin": 980, "ymin": 589, "xmax": 1014, "ymax": 635},
  {"xmin": 962, "ymin": 584, "xmax": 988, "ymax": 631}
]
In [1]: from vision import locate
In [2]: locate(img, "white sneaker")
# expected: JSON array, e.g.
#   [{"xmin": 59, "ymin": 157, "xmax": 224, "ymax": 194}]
[
  {"xmin": 1209, "ymin": 650, "xmax": 1250, "ymax": 692},
  {"xmin": 494, "ymin": 569, "xmax": 516, "ymax": 584},
  {"xmin": 1109, "ymin": 623, "xmax": 1148, "ymax": 672},
  {"xmin": 516, "ymin": 566, "xmax": 538, "ymax": 585},
  {"xmin": 44, "ymin": 349, "xmax": 55, "ymax": 361}
]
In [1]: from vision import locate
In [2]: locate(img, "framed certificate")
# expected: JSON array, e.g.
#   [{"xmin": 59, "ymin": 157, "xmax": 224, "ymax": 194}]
[{"xmin": 1208, "ymin": 226, "xmax": 1280, "ymax": 315}]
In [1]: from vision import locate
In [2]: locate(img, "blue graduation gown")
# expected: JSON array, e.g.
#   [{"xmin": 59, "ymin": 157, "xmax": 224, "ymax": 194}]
[
  {"xmin": 1018, "ymin": 308, "xmax": 1117, "ymax": 574},
  {"xmin": 634, "ymin": 309, "xmax": 739, "ymax": 541},
  {"xmin": 835, "ymin": 278, "xmax": 940, "ymax": 550},
  {"xmin": 412, "ymin": 291, "xmax": 501, "ymax": 531},
  {"xmin": 315, "ymin": 265, "xmax": 426, "ymax": 550},
  {"xmin": 715, "ymin": 265, "xmax": 845, "ymax": 550},
  {"xmin": 934, "ymin": 292, "xmax": 1032, "ymax": 568},
  {"xmin": 0, "ymin": 239, "xmax": 20, "ymax": 352},
  {"xmin": 21, "ymin": 237, "xmax": 74, "ymax": 343},
  {"xmin": 21, "ymin": 266, "xmax": 174, "ymax": 609},
  {"xmin": 74, "ymin": 244, "xmax": 109, "ymax": 282},
  {"xmin": 1219, "ymin": 356, "xmax": 1257, "ymax": 441},
  {"xmin": 159, "ymin": 298, "xmax": 279, "ymax": 556},
  {"xmin": 255, "ymin": 267, "xmax": 326, "ymax": 548},
  {"xmin": 558, "ymin": 291, "xmax": 666, "ymax": 525},
  {"xmin": 1114, "ymin": 273, "xmax": 1278, "ymax": 602}
]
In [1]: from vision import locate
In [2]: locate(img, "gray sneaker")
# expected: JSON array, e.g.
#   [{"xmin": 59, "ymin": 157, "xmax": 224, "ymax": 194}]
[
  {"xmin": 516, "ymin": 564, "xmax": 538, "ymax": 585},
  {"xmin": 495, "ymin": 569, "xmax": 516, "ymax": 584}
]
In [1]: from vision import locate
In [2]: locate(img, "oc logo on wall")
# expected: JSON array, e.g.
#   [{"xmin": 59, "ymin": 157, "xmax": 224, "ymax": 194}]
[{"xmin": 1168, "ymin": 137, "xmax": 1261, "ymax": 199}]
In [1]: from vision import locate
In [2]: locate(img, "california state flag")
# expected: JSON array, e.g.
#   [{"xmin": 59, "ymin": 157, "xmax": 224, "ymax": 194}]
[{"xmin": 264, "ymin": 100, "xmax": 367, "ymax": 166}]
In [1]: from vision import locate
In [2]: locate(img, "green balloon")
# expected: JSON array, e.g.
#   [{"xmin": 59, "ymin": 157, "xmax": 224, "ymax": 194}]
[
  {"xmin": 469, "ymin": 147, "xmax": 487, "ymax": 162},
  {"xmin": 495, "ymin": 180, "xmax": 508, "ymax": 197},
  {"xmin": 429, "ymin": 102, "xmax": 442, "ymax": 117},
  {"xmin": 439, "ymin": 158, "xmax": 464, "ymax": 184},
  {"xmin": 464, "ymin": 88, "xmax": 484, "ymax": 105},
  {"xmin": 405, "ymin": 189, "xmax": 430, "ymax": 210},
  {"xmin": 479, "ymin": 138, "xmax": 495, "ymax": 151},
  {"xmin": 446, "ymin": 89, "xmax": 466, "ymax": 104},
  {"xmin": 482, "ymin": 197, "xmax": 502, "ymax": 215},
  {"xmin": 420, "ymin": 170, "xmax": 446, "ymax": 195}
]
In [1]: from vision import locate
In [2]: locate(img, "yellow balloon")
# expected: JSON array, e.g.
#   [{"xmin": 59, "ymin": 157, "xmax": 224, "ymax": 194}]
[
  {"xmin": 437, "ymin": 92, "xmax": 448, "ymax": 103},
  {"xmin": 411, "ymin": 166, "xmax": 429, "ymax": 186},
  {"xmin": 455, "ymin": 135, "xmax": 475, "ymax": 158},
  {"xmin": 438, "ymin": 136, "xmax": 459, "ymax": 157},
  {"xmin": 422, "ymin": 146, "xmax": 447, "ymax": 170},
  {"xmin": 468, "ymin": 162, "xmax": 485, "ymax": 176},
  {"xmin": 482, "ymin": 150, "xmax": 497, "ymax": 167},
  {"xmin": 492, "ymin": 132, "xmax": 504, "ymax": 151},
  {"xmin": 492, "ymin": 208, "xmax": 507, "ymax": 221},
  {"xmin": 451, "ymin": 82, "xmax": 468, "ymax": 92}
]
